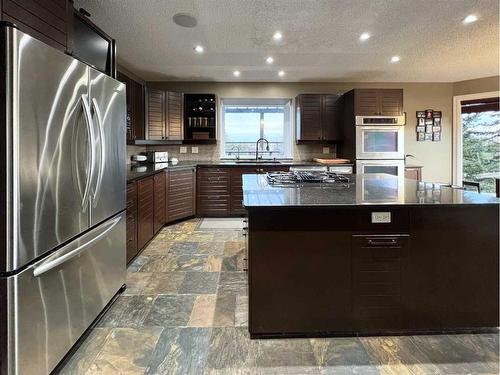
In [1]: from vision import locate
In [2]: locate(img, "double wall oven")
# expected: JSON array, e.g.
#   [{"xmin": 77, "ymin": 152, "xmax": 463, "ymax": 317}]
[{"xmin": 354, "ymin": 114, "xmax": 405, "ymax": 178}]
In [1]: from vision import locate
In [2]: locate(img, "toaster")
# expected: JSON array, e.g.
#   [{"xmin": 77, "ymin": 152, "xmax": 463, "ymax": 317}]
[{"xmin": 145, "ymin": 151, "xmax": 169, "ymax": 163}]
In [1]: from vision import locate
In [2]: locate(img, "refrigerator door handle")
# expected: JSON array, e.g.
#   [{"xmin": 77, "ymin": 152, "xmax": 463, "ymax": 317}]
[
  {"xmin": 91, "ymin": 97, "xmax": 106, "ymax": 203},
  {"xmin": 32, "ymin": 215, "xmax": 122, "ymax": 277},
  {"xmin": 81, "ymin": 94, "xmax": 96, "ymax": 209}
]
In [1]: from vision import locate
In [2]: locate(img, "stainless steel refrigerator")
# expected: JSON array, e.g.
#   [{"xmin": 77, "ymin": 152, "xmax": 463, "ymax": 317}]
[{"xmin": 0, "ymin": 24, "xmax": 126, "ymax": 375}]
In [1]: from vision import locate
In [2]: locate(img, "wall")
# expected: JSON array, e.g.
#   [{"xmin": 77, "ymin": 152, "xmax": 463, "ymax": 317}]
[
  {"xmin": 453, "ymin": 76, "xmax": 499, "ymax": 96},
  {"xmin": 142, "ymin": 81, "xmax": 454, "ymax": 183}
]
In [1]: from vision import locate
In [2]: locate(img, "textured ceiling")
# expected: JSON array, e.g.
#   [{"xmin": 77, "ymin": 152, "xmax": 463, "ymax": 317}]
[{"xmin": 75, "ymin": 0, "xmax": 499, "ymax": 82}]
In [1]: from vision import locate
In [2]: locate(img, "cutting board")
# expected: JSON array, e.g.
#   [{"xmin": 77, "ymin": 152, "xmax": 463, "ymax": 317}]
[{"xmin": 313, "ymin": 158, "xmax": 351, "ymax": 165}]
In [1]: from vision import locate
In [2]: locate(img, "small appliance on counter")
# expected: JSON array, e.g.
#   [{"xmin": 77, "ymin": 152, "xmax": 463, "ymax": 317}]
[{"xmin": 145, "ymin": 151, "xmax": 169, "ymax": 163}]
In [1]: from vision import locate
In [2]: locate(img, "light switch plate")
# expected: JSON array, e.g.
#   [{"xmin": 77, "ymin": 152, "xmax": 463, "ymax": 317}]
[
  {"xmin": 191, "ymin": 146, "xmax": 199, "ymax": 154},
  {"xmin": 180, "ymin": 146, "xmax": 187, "ymax": 154},
  {"xmin": 323, "ymin": 147, "xmax": 330, "ymax": 154},
  {"xmin": 371, "ymin": 212, "xmax": 391, "ymax": 223}
]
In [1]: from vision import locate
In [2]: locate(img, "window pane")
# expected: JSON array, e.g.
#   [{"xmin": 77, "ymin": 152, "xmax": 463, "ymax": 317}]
[{"xmin": 222, "ymin": 100, "xmax": 292, "ymax": 158}]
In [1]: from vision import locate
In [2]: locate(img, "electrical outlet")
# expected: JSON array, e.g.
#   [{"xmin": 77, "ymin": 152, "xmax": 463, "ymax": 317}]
[
  {"xmin": 371, "ymin": 212, "xmax": 391, "ymax": 223},
  {"xmin": 323, "ymin": 147, "xmax": 330, "ymax": 154},
  {"xmin": 180, "ymin": 146, "xmax": 187, "ymax": 154},
  {"xmin": 192, "ymin": 146, "xmax": 199, "ymax": 154}
]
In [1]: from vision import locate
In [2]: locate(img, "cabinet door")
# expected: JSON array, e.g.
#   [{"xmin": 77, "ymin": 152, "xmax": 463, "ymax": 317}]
[
  {"xmin": 146, "ymin": 88, "xmax": 166, "ymax": 140},
  {"xmin": 137, "ymin": 176, "xmax": 154, "ymax": 249},
  {"xmin": 167, "ymin": 92, "xmax": 183, "ymax": 140},
  {"xmin": 379, "ymin": 89, "xmax": 403, "ymax": 116},
  {"xmin": 230, "ymin": 168, "xmax": 252, "ymax": 215},
  {"xmin": 354, "ymin": 89, "xmax": 380, "ymax": 116},
  {"xmin": 297, "ymin": 94, "xmax": 322, "ymax": 141},
  {"xmin": 197, "ymin": 167, "xmax": 230, "ymax": 216},
  {"xmin": 322, "ymin": 94, "xmax": 342, "ymax": 141},
  {"xmin": 168, "ymin": 168, "xmax": 196, "ymax": 222},
  {"xmin": 153, "ymin": 172, "xmax": 166, "ymax": 233},
  {"xmin": 126, "ymin": 181, "xmax": 138, "ymax": 263},
  {"xmin": 133, "ymin": 80, "xmax": 145, "ymax": 140},
  {"xmin": 352, "ymin": 235, "xmax": 408, "ymax": 332}
]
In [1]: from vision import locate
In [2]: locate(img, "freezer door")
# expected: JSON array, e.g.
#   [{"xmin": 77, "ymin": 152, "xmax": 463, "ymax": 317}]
[
  {"xmin": 5, "ymin": 27, "xmax": 93, "ymax": 272},
  {"xmin": 88, "ymin": 69, "xmax": 126, "ymax": 225},
  {"xmin": 6, "ymin": 212, "xmax": 126, "ymax": 375}
]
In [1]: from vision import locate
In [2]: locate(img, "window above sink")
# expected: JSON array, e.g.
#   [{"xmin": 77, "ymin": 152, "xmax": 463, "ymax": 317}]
[{"xmin": 220, "ymin": 98, "xmax": 293, "ymax": 159}]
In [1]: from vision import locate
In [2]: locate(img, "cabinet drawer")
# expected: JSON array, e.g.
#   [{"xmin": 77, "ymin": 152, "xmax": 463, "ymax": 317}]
[
  {"xmin": 352, "ymin": 234, "xmax": 408, "ymax": 332},
  {"xmin": 197, "ymin": 194, "xmax": 230, "ymax": 215}
]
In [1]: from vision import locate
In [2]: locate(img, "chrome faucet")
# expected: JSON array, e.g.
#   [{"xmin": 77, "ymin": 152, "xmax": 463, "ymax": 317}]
[
  {"xmin": 231, "ymin": 145, "xmax": 241, "ymax": 160},
  {"xmin": 255, "ymin": 138, "xmax": 270, "ymax": 160}
]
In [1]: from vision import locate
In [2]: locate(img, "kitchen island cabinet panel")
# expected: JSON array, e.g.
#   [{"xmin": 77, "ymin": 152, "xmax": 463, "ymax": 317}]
[{"xmin": 408, "ymin": 206, "xmax": 499, "ymax": 330}]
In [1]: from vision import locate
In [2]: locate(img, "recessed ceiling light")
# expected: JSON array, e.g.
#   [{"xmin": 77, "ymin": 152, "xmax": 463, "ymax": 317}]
[
  {"xmin": 273, "ymin": 31, "xmax": 283, "ymax": 41},
  {"xmin": 462, "ymin": 14, "xmax": 478, "ymax": 24},
  {"xmin": 173, "ymin": 13, "xmax": 197, "ymax": 28},
  {"xmin": 359, "ymin": 32, "xmax": 371, "ymax": 41},
  {"xmin": 233, "ymin": 70, "xmax": 241, "ymax": 77},
  {"xmin": 390, "ymin": 55, "xmax": 400, "ymax": 63},
  {"xmin": 266, "ymin": 56, "xmax": 274, "ymax": 64},
  {"xmin": 194, "ymin": 45, "xmax": 204, "ymax": 53},
  {"xmin": 278, "ymin": 70, "xmax": 285, "ymax": 77}
]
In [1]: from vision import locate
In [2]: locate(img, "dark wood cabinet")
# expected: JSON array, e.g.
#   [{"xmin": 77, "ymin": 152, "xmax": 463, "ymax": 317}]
[
  {"xmin": 197, "ymin": 167, "xmax": 230, "ymax": 216},
  {"xmin": 404, "ymin": 166, "xmax": 422, "ymax": 181},
  {"xmin": 408, "ymin": 206, "xmax": 499, "ymax": 330},
  {"xmin": 1, "ymin": 0, "xmax": 72, "ymax": 51},
  {"xmin": 153, "ymin": 172, "xmax": 167, "ymax": 233},
  {"xmin": 296, "ymin": 94, "xmax": 342, "ymax": 142},
  {"xmin": 146, "ymin": 89, "xmax": 184, "ymax": 140},
  {"xmin": 137, "ymin": 176, "xmax": 154, "ymax": 250},
  {"xmin": 117, "ymin": 71, "xmax": 145, "ymax": 142},
  {"xmin": 352, "ymin": 235, "xmax": 408, "ymax": 332},
  {"xmin": 354, "ymin": 89, "xmax": 403, "ymax": 116},
  {"xmin": 184, "ymin": 93, "xmax": 216, "ymax": 142},
  {"xmin": 168, "ymin": 168, "xmax": 196, "ymax": 222},
  {"xmin": 126, "ymin": 181, "xmax": 138, "ymax": 263}
]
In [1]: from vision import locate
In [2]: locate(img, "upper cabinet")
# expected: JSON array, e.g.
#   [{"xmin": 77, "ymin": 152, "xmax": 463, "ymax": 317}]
[
  {"xmin": 117, "ymin": 71, "xmax": 145, "ymax": 142},
  {"xmin": 145, "ymin": 89, "xmax": 184, "ymax": 141},
  {"xmin": 1, "ymin": 0, "xmax": 72, "ymax": 52},
  {"xmin": 296, "ymin": 94, "xmax": 342, "ymax": 142},
  {"xmin": 1, "ymin": 1, "xmax": 116, "ymax": 77},
  {"xmin": 184, "ymin": 94, "xmax": 217, "ymax": 143},
  {"xmin": 354, "ymin": 89, "xmax": 403, "ymax": 116}
]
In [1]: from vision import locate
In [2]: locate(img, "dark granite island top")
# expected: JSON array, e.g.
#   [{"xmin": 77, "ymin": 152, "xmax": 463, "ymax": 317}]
[
  {"xmin": 242, "ymin": 173, "xmax": 500, "ymax": 207},
  {"xmin": 242, "ymin": 172, "xmax": 499, "ymax": 338}
]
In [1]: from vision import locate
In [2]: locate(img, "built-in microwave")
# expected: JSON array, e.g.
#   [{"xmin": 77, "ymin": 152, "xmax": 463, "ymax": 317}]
[{"xmin": 355, "ymin": 126, "xmax": 404, "ymax": 160}]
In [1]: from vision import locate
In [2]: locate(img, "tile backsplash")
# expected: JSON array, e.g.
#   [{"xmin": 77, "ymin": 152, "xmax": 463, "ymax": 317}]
[{"xmin": 126, "ymin": 143, "xmax": 336, "ymax": 164}]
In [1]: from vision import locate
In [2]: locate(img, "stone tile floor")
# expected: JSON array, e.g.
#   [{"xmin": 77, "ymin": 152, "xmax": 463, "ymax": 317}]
[{"xmin": 59, "ymin": 218, "xmax": 499, "ymax": 374}]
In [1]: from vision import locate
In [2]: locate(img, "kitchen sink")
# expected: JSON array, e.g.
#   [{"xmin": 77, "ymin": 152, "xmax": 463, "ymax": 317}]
[{"xmin": 235, "ymin": 160, "xmax": 282, "ymax": 164}]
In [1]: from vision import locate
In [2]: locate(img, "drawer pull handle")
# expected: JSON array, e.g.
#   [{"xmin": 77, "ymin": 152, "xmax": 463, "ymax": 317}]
[{"xmin": 367, "ymin": 238, "xmax": 398, "ymax": 247}]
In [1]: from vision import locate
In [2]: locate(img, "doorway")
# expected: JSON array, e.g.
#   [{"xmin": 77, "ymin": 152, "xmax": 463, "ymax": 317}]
[{"xmin": 453, "ymin": 92, "xmax": 500, "ymax": 194}]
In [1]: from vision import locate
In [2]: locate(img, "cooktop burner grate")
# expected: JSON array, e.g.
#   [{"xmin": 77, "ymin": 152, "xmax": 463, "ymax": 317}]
[{"xmin": 266, "ymin": 171, "xmax": 350, "ymax": 185}]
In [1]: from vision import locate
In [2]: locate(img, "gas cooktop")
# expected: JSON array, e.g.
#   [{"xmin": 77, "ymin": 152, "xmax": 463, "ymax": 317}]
[{"xmin": 266, "ymin": 171, "xmax": 351, "ymax": 186}]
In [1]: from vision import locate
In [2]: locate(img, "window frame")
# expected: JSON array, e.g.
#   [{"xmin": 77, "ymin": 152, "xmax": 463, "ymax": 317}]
[{"xmin": 219, "ymin": 98, "xmax": 294, "ymax": 160}]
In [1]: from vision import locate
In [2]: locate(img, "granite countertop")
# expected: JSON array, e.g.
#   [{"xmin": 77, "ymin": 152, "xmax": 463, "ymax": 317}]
[
  {"xmin": 242, "ymin": 173, "xmax": 500, "ymax": 207},
  {"xmin": 127, "ymin": 160, "xmax": 344, "ymax": 181}
]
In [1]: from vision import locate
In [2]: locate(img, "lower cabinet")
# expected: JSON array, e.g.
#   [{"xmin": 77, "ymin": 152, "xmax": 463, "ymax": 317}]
[
  {"xmin": 126, "ymin": 181, "xmax": 138, "ymax": 263},
  {"xmin": 352, "ymin": 234, "xmax": 408, "ymax": 332},
  {"xmin": 153, "ymin": 172, "xmax": 167, "ymax": 233},
  {"xmin": 198, "ymin": 165, "xmax": 290, "ymax": 216},
  {"xmin": 168, "ymin": 167, "xmax": 196, "ymax": 222},
  {"xmin": 137, "ymin": 176, "xmax": 155, "ymax": 250}
]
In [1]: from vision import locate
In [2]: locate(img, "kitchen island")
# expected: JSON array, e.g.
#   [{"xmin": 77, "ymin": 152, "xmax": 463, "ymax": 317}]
[{"xmin": 242, "ymin": 173, "xmax": 500, "ymax": 338}]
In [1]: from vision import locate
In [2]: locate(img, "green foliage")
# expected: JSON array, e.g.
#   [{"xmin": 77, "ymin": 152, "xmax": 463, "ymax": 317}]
[{"xmin": 462, "ymin": 111, "xmax": 500, "ymax": 193}]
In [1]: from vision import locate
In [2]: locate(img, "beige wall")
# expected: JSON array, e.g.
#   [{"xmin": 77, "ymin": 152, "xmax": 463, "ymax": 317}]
[
  {"xmin": 147, "ymin": 81, "xmax": 454, "ymax": 183},
  {"xmin": 453, "ymin": 76, "xmax": 499, "ymax": 96}
]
